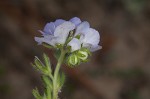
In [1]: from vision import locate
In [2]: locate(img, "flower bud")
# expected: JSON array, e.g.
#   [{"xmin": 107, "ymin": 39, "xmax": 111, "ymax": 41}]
[
  {"xmin": 77, "ymin": 50, "xmax": 88, "ymax": 62},
  {"xmin": 67, "ymin": 54, "xmax": 80, "ymax": 67}
]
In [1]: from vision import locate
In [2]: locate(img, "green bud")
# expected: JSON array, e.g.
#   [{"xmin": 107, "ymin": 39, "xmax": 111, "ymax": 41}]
[
  {"xmin": 81, "ymin": 48, "xmax": 91, "ymax": 56},
  {"xmin": 77, "ymin": 50, "xmax": 88, "ymax": 62},
  {"xmin": 67, "ymin": 54, "xmax": 80, "ymax": 67},
  {"xmin": 32, "ymin": 88, "xmax": 42, "ymax": 99}
]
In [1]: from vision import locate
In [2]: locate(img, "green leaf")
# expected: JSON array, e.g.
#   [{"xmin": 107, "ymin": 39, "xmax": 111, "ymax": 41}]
[
  {"xmin": 60, "ymin": 72, "xmax": 65, "ymax": 87},
  {"xmin": 57, "ymin": 72, "xmax": 65, "ymax": 89},
  {"xmin": 32, "ymin": 88, "xmax": 42, "ymax": 99},
  {"xmin": 34, "ymin": 56, "xmax": 45, "ymax": 71},
  {"xmin": 42, "ymin": 76, "xmax": 53, "ymax": 90},
  {"xmin": 32, "ymin": 55, "xmax": 52, "ymax": 75},
  {"xmin": 43, "ymin": 53, "xmax": 51, "ymax": 73},
  {"xmin": 42, "ymin": 76, "xmax": 52, "ymax": 99}
]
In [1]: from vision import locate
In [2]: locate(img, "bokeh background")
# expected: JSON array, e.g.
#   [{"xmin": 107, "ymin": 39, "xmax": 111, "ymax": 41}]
[{"xmin": 0, "ymin": 0, "xmax": 150, "ymax": 99}]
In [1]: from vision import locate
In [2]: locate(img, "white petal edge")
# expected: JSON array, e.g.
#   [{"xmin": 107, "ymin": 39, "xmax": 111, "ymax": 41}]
[{"xmin": 68, "ymin": 38, "xmax": 81, "ymax": 52}]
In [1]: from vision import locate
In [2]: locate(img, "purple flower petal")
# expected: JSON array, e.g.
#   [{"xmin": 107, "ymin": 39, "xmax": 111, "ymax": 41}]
[
  {"xmin": 34, "ymin": 35, "xmax": 57, "ymax": 46},
  {"xmin": 69, "ymin": 17, "xmax": 81, "ymax": 26},
  {"xmin": 34, "ymin": 37, "xmax": 51, "ymax": 45},
  {"xmin": 43, "ymin": 22, "xmax": 55, "ymax": 35},
  {"xmin": 54, "ymin": 19, "xmax": 66, "ymax": 27},
  {"xmin": 81, "ymin": 28, "xmax": 100, "ymax": 46}
]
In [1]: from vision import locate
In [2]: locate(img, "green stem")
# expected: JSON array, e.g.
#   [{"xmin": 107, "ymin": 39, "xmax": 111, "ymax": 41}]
[
  {"xmin": 53, "ymin": 49, "xmax": 66, "ymax": 99},
  {"xmin": 47, "ymin": 86, "xmax": 51, "ymax": 99}
]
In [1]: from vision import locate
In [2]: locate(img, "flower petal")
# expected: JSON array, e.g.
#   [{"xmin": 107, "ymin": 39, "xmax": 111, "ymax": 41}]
[
  {"xmin": 69, "ymin": 17, "xmax": 81, "ymax": 26},
  {"xmin": 54, "ymin": 21, "xmax": 75, "ymax": 44},
  {"xmin": 81, "ymin": 28, "xmax": 100, "ymax": 46},
  {"xmin": 34, "ymin": 35, "xmax": 57, "ymax": 46},
  {"xmin": 54, "ymin": 19, "xmax": 66, "ymax": 27},
  {"xmin": 68, "ymin": 38, "xmax": 81, "ymax": 52},
  {"xmin": 90, "ymin": 45, "xmax": 102, "ymax": 52},
  {"xmin": 35, "ymin": 37, "xmax": 50, "ymax": 45},
  {"xmin": 75, "ymin": 21, "xmax": 90, "ymax": 36},
  {"xmin": 43, "ymin": 22, "xmax": 55, "ymax": 35}
]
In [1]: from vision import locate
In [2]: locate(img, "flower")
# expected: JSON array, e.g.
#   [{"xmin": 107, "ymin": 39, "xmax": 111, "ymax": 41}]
[{"xmin": 35, "ymin": 17, "xmax": 101, "ymax": 52}]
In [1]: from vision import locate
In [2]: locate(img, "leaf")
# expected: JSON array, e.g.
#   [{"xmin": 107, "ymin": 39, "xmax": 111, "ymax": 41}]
[
  {"xmin": 42, "ymin": 76, "xmax": 52, "ymax": 99},
  {"xmin": 32, "ymin": 55, "xmax": 52, "ymax": 75},
  {"xmin": 42, "ymin": 76, "xmax": 53, "ymax": 90},
  {"xmin": 43, "ymin": 53, "xmax": 51, "ymax": 73},
  {"xmin": 57, "ymin": 72, "xmax": 66, "ymax": 89},
  {"xmin": 34, "ymin": 56, "xmax": 45, "ymax": 71},
  {"xmin": 60, "ymin": 72, "xmax": 65, "ymax": 87},
  {"xmin": 32, "ymin": 88, "xmax": 42, "ymax": 99}
]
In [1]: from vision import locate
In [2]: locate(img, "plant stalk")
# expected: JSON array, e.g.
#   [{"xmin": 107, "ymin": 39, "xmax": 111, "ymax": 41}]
[{"xmin": 52, "ymin": 49, "xmax": 66, "ymax": 99}]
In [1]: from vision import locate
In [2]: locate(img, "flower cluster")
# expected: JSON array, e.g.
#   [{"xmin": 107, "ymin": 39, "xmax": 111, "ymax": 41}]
[{"xmin": 35, "ymin": 17, "xmax": 101, "ymax": 66}]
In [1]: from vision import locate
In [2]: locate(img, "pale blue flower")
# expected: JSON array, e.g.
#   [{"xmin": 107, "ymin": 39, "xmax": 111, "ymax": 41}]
[{"xmin": 35, "ymin": 17, "xmax": 101, "ymax": 52}]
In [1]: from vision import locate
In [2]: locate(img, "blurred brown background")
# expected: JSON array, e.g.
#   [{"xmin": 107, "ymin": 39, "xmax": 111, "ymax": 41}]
[{"xmin": 0, "ymin": 0, "xmax": 150, "ymax": 99}]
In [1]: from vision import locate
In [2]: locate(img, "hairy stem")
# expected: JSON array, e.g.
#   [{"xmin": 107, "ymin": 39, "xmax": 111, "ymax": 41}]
[{"xmin": 53, "ymin": 49, "xmax": 66, "ymax": 99}]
